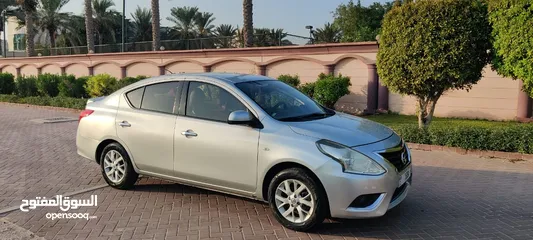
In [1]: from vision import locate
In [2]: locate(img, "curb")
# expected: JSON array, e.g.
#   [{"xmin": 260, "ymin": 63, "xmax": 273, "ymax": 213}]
[
  {"xmin": 0, "ymin": 102, "xmax": 82, "ymax": 114},
  {"xmin": 406, "ymin": 143, "xmax": 533, "ymax": 161}
]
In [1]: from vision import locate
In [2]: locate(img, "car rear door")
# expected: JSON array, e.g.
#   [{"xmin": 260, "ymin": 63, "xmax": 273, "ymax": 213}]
[{"xmin": 116, "ymin": 81, "xmax": 183, "ymax": 176}]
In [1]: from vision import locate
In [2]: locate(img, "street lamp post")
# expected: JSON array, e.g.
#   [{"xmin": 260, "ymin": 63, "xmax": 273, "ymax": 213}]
[
  {"xmin": 2, "ymin": 9, "xmax": 6, "ymax": 58},
  {"xmin": 121, "ymin": 0, "xmax": 125, "ymax": 52},
  {"xmin": 305, "ymin": 25, "xmax": 314, "ymax": 44}
]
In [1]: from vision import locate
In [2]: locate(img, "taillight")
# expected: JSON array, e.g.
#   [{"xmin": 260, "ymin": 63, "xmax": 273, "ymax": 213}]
[{"xmin": 79, "ymin": 109, "xmax": 94, "ymax": 122}]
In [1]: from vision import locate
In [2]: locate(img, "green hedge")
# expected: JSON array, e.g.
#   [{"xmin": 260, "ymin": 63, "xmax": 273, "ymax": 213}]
[
  {"xmin": 16, "ymin": 76, "xmax": 39, "ymax": 97},
  {"xmin": 0, "ymin": 73, "xmax": 15, "ymax": 94},
  {"xmin": 390, "ymin": 123, "xmax": 533, "ymax": 154},
  {"xmin": 0, "ymin": 94, "xmax": 87, "ymax": 110},
  {"xmin": 278, "ymin": 74, "xmax": 301, "ymax": 87},
  {"xmin": 313, "ymin": 73, "xmax": 351, "ymax": 108},
  {"xmin": 36, "ymin": 73, "xmax": 62, "ymax": 97},
  {"xmin": 58, "ymin": 75, "xmax": 88, "ymax": 98}
]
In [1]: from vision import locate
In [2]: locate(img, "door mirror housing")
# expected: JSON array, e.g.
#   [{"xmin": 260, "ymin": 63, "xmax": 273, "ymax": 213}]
[{"xmin": 228, "ymin": 110, "xmax": 253, "ymax": 124}]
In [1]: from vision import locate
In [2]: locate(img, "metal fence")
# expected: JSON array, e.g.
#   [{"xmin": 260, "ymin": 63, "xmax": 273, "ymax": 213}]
[{"xmin": 29, "ymin": 34, "xmax": 312, "ymax": 57}]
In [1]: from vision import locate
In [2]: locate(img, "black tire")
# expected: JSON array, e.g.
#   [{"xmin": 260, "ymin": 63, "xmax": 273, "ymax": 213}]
[
  {"xmin": 100, "ymin": 142, "xmax": 138, "ymax": 189},
  {"xmin": 268, "ymin": 168, "xmax": 327, "ymax": 231}
]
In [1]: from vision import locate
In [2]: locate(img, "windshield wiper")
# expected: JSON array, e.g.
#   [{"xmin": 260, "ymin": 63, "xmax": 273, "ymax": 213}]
[{"xmin": 278, "ymin": 112, "xmax": 334, "ymax": 122}]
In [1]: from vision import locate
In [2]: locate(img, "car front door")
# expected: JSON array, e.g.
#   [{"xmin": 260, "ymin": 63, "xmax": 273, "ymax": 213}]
[
  {"xmin": 116, "ymin": 81, "xmax": 183, "ymax": 176},
  {"xmin": 173, "ymin": 81, "xmax": 260, "ymax": 194}
]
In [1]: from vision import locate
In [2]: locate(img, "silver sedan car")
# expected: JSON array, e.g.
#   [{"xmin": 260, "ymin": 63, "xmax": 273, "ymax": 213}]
[{"xmin": 76, "ymin": 73, "xmax": 412, "ymax": 231}]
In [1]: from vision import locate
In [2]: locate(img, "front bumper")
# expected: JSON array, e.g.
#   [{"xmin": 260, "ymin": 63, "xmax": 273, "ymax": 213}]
[{"xmin": 316, "ymin": 159, "xmax": 412, "ymax": 219}]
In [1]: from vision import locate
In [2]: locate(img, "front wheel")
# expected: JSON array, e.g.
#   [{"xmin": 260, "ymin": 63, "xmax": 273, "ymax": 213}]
[
  {"xmin": 100, "ymin": 143, "xmax": 138, "ymax": 189},
  {"xmin": 268, "ymin": 168, "xmax": 327, "ymax": 231}
]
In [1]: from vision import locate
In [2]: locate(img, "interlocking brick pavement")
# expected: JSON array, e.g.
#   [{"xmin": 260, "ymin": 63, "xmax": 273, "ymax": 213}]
[{"xmin": 1, "ymin": 103, "xmax": 533, "ymax": 239}]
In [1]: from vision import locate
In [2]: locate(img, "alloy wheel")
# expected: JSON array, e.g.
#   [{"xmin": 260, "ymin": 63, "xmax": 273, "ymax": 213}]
[
  {"xmin": 103, "ymin": 150, "xmax": 126, "ymax": 183},
  {"xmin": 274, "ymin": 179, "xmax": 315, "ymax": 223}
]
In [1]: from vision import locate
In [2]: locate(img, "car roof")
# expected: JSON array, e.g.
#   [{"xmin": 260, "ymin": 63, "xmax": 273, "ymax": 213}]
[{"xmin": 155, "ymin": 72, "xmax": 274, "ymax": 84}]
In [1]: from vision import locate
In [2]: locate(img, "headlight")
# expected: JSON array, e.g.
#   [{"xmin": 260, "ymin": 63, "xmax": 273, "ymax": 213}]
[{"xmin": 316, "ymin": 139, "xmax": 386, "ymax": 175}]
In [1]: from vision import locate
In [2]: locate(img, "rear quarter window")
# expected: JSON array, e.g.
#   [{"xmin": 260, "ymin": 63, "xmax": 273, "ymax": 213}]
[{"xmin": 125, "ymin": 87, "xmax": 145, "ymax": 108}]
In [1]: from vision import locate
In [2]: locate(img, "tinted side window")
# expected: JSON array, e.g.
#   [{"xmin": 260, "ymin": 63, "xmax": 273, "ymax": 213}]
[
  {"xmin": 126, "ymin": 87, "xmax": 144, "ymax": 109},
  {"xmin": 186, "ymin": 82, "xmax": 247, "ymax": 122},
  {"xmin": 140, "ymin": 82, "xmax": 182, "ymax": 114}
]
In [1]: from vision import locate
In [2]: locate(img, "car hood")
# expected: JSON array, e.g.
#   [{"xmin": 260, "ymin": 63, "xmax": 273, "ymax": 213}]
[{"xmin": 287, "ymin": 112, "xmax": 394, "ymax": 147}]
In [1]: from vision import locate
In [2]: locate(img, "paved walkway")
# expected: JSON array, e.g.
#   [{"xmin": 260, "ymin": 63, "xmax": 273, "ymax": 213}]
[{"xmin": 1, "ymin": 103, "xmax": 532, "ymax": 240}]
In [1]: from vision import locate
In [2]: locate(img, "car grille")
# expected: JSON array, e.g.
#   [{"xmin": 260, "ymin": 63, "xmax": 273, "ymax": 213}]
[{"xmin": 379, "ymin": 145, "xmax": 410, "ymax": 172}]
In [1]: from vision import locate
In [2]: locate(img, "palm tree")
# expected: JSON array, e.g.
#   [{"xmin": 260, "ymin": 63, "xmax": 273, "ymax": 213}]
[
  {"xmin": 253, "ymin": 28, "xmax": 269, "ymax": 47},
  {"xmin": 313, "ymin": 23, "xmax": 341, "ymax": 43},
  {"xmin": 194, "ymin": 11, "xmax": 215, "ymax": 48},
  {"xmin": 55, "ymin": 14, "xmax": 85, "ymax": 50},
  {"xmin": 194, "ymin": 12, "xmax": 215, "ymax": 37},
  {"xmin": 35, "ymin": 0, "xmax": 73, "ymax": 49},
  {"xmin": 214, "ymin": 24, "xmax": 236, "ymax": 48},
  {"xmin": 131, "ymin": 7, "xmax": 152, "ymax": 42},
  {"xmin": 16, "ymin": 0, "xmax": 38, "ymax": 56},
  {"xmin": 268, "ymin": 28, "xmax": 287, "ymax": 46},
  {"xmin": 167, "ymin": 6, "xmax": 198, "ymax": 40},
  {"xmin": 150, "ymin": 0, "xmax": 160, "ymax": 51},
  {"xmin": 84, "ymin": 0, "xmax": 94, "ymax": 52},
  {"xmin": 242, "ymin": 0, "xmax": 253, "ymax": 47},
  {"xmin": 92, "ymin": 0, "xmax": 119, "ymax": 45}
]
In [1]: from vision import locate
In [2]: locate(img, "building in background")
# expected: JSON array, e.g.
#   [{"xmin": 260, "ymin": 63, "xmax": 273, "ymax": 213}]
[{"xmin": 2, "ymin": 16, "xmax": 49, "ymax": 57}]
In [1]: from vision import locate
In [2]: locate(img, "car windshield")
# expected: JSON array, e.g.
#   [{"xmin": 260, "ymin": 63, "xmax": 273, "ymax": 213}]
[{"xmin": 235, "ymin": 80, "xmax": 335, "ymax": 122}]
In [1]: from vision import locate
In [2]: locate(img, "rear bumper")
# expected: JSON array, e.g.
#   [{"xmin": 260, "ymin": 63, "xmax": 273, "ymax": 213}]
[{"xmin": 76, "ymin": 133, "xmax": 99, "ymax": 162}]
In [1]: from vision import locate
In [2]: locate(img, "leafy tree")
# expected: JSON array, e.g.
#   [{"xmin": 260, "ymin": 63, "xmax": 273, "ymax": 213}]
[
  {"xmin": 313, "ymin": 23, "xmax": 341, "ymax": 43},
  {"xmin": 488, "ymin": 0, "xmax": 533, "ymax": 97},
  {"xmin": 242, "ymin": 0, "xmax": 253, "ymax": 47},
  {"xmin": 333, "ymin": 0, "xmax": 393, "ymax": 42},
  {"xmin": 131, "ymin": 7, "xmax": 152, "ymax": 42},
  {"xmin": 16, "ymin": 0, "xmax": 38, "ymax": 56},
  {"xmin": 377, "ymin": 0, "xmax": 491, "ymax": 128},
  {"xmin": 151, "ymin": 0, "xmax": 160, "ymax": 51}
]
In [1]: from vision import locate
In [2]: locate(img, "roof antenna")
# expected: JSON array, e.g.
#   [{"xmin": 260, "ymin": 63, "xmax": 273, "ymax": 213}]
[{"xmin": 166, "ymin": 68, "xmax": 174, "ymax": 74}]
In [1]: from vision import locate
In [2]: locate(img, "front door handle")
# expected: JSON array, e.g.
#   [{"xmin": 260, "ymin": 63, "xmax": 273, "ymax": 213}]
[
  {"xmin": 181, "ymin": 130, "xmax": 198, "ymax": 138},
  {"xmin": 119, "ymin": 121, "xmax": 131, "ymax": 127}
]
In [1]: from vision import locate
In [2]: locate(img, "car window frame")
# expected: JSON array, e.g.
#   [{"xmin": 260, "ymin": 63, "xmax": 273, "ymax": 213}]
[
  {"xmin": 124, "ymin": 86, "xmax": 145, "ymax": 109},
  {"xmin": 123, "ymin": 80, "xmax": 184, "ymax": 116},
  {"xmin": 182, "ymin": 80, "xmax": 258, "ymax": 125}
]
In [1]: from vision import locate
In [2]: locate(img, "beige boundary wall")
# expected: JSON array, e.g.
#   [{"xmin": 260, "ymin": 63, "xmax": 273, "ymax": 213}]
[{"xmin": 0, "ymin": 42, "xmax": 530, "ymax": 120}]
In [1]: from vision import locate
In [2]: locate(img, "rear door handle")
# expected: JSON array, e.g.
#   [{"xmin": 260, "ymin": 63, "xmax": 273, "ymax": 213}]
[
  {"xmin": 181, "ymin": 130, "xmax": 197, "ymax": 138},
  {"xmin": 119, "ymin": 121, "xmax": 131, "ymax": 127}
]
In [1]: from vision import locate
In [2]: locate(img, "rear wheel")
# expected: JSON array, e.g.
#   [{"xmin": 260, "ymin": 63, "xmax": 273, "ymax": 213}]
[
  {"xmin": 268, "ymin": 168, "xmax": 326, "ymax": 231},
  {"xmin": 100, "ymin": 143, "xmax": 138, "ymax": 189}
]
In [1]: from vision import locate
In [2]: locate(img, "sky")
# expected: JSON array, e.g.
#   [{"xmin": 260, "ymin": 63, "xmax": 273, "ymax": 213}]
[{"xmin": 60, "ymin": 0, "xmax": 389, "ymax": 38}]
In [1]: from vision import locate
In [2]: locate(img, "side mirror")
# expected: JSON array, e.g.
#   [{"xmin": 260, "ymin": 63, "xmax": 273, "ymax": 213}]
[{"xmin": 228, "ymin": 110, "xmax": 253, "ymax": 124}]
